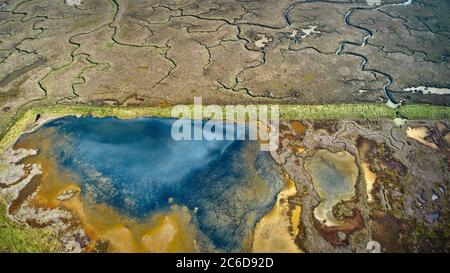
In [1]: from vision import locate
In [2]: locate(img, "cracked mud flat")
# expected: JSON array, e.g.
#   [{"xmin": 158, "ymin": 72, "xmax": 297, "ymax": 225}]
[
  {"xmin": 0, "ymin": 0, "xmax": 449, "ymax": 133},
  {"xmin": 0, "ymin": 116, "xmax": 449, "ymax": 253}
]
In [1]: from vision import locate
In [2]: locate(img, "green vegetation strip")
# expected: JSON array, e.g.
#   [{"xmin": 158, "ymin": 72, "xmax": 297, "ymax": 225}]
[
  {"xmin": 398, "ymin": 104, "xmax": 450, "ymax": 120},
  {"xmin": 0, "ymin": 104, "xmax": 448, "ymax": 153}
]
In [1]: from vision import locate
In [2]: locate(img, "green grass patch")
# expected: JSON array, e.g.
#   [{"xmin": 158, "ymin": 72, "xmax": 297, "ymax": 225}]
[
  {"xmin": 279, "ymin": 104, "xmax": 397, "ymax": 120},
  {"xmin": 0, "ymin": 200, "xmax": 61, "ymax": 253},
  {"xmin": 398, "ymin": 105, "xmax": 450, "ymax": 120},
  {"xmin": 105, "ymin": 41, "xmax": 115, "ymax": 49}
]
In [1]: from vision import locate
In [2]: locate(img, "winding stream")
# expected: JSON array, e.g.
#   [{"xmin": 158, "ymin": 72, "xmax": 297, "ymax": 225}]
[{"xmin": 336, "ymin": 0, "xmax": 414, "ymax": 107}]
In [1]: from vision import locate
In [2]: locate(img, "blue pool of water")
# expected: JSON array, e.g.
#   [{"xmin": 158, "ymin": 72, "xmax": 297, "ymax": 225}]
[{"xmin": 27, "ymin": 116, "xmax": 284, "ymax": 251}]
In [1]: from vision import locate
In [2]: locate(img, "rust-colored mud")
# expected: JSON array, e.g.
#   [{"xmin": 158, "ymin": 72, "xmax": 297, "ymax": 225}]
[{"xmin": 11, "ymin": 129, "xmax": 200, "ymax": 253}]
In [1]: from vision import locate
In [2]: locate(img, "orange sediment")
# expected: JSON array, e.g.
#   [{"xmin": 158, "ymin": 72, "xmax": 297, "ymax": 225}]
[
  {"xmin": 13, "ymin": 131, "xmax": 200, "ymax": 253},
  {"xmin": 252, "ymin": 173, "xmax": 302, "ymax": 253}
]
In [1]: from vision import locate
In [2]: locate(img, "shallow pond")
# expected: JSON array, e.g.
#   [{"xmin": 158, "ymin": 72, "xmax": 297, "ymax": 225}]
[
  {"xmin": 14, "ymin": 116, "xmax": 285, "ymax": 252},
  {"xmin": 305, "ymin": 149, "xmax": 358, "ymax": 226}
]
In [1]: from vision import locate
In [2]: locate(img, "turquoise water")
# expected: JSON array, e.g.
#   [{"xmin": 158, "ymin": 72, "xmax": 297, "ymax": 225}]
[
  {"xmin": 308, "ymin": 160, "xmax": 354, "ymax": 201},
  {"xmin": 22, "ymin": 116, "xmax": 284, "ymax": 251},
  {"xmin": 305, "ymin": 150, "xmax": 357, "ymax": 225}
]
